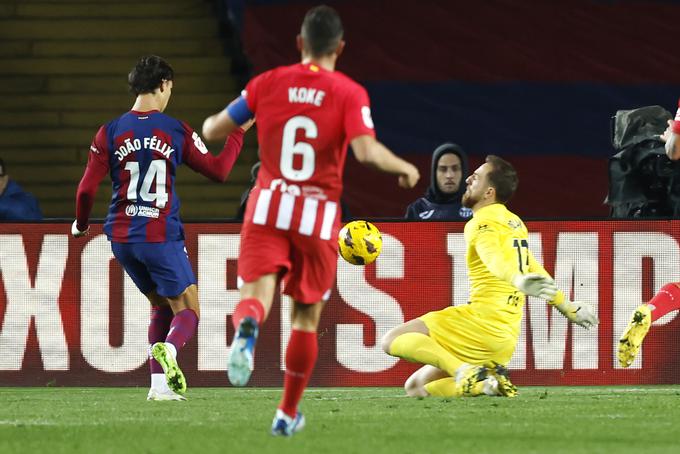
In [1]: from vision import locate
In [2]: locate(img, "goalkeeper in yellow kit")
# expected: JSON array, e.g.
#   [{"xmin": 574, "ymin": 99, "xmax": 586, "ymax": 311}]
[{"xmin": 382, "ymin": 155, "xmax": 599, "ymax": 398}]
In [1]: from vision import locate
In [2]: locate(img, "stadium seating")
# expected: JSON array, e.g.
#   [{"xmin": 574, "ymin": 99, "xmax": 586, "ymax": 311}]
[{"xmin": 0, "ymin": 0, "xmax": 257, "ymax": 219}]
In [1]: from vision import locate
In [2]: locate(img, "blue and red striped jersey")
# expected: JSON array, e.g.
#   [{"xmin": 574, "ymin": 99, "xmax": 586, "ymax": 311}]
[{"xmin": 76, "ymin": 110, "xmax": 245, "ymax": 242}]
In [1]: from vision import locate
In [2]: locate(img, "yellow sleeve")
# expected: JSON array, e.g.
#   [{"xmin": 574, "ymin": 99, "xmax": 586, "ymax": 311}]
[
  {"xmin": 527, "ymin": 249, "xmax": 550, "ymax": 277},
  {"xmin": 527, "ymin": 250, "xmax": 565, "ymax": 305},
  {"xmin": 473, "ymin": 225, "xmax": 520, "ymax": 284}
]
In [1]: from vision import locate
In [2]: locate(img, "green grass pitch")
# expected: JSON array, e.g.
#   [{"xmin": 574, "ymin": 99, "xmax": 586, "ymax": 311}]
[{"xmin": 1, "ymin": 386, "xmax": 679, "ymax": 453}]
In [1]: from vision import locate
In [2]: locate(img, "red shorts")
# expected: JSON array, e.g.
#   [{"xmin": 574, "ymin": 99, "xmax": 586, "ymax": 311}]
[{"xmin": 237, "ymin": 223, "xmax": 338, "ymax": 303}]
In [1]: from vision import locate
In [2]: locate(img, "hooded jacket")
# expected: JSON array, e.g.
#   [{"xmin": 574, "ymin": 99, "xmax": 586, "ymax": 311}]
[
  {"xmin": 404, "ymin": 143, "xmax": 472, "ymax": 221},
  {"xmin": 0, "ymin": 180, "xmax": 43, "ymax": 221}
]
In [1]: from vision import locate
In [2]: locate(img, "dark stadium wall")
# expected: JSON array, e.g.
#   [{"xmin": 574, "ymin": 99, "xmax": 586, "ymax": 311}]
[{"xmin": 240, "ymin": 0, "xmax": 680, "ymax": 218}]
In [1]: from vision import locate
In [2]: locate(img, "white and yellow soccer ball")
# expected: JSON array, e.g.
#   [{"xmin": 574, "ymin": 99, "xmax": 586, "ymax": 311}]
[{"xmin": 338, "ymin": 220, "xmax": 383, "ymax": 265}]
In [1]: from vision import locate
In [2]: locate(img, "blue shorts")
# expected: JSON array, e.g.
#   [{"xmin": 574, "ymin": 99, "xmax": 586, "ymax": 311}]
[{"xmin": 111, "ymin": 240, "xmax": 196, "ymax": 298}]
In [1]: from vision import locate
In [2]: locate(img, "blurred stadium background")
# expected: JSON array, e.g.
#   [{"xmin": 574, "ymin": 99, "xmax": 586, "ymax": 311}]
[
  {"xmin": 2, "ymin": 1, "xmax": 680, "ymax": 452},
  {"xmin": 3, "ymin": 0, "xmax": 680, "ymax": 219}
]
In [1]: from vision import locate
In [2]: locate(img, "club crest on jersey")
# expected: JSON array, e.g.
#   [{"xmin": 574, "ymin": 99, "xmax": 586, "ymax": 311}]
[
  {"xmin": 459, "ymin": 207, "xmax": 473, "ymax": 218},
  {"xmin": 508, "ymin": 219, "xmax": 522, "ymax": 229},
  {"xmin": 125, "ymin": 205, "xmax": 138, "ymax": 216}
]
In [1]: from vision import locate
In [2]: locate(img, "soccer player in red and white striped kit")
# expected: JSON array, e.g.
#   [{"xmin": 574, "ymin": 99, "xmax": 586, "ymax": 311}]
[
  {"xmin": 202, "ymin": 5, "xmax": 420, "ymax": 436},
  {"xmin": 618, "ymin": 102, "xmax": 680, "ymax": 367}
]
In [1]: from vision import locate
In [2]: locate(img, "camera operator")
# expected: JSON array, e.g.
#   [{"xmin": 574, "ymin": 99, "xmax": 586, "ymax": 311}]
[{"xmin": 607, "ymin": 105, "xmax": 680, "ymax": 218}]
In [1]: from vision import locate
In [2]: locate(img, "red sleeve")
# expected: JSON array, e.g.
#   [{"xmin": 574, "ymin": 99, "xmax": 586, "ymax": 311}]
[
  {"xmin": 243, "ymin": 72, "xmax": 265, "ymax": 113},
  {"xmin": 344, "ymin": 83, "xmax": 376, "ymax": 141},
  {"xmin": 673, "ymin": 98, "xmax": 680, "ymax": 134},
  {"xmin": 75, "ymin": 126, "xmax": 110, "ymax": 229},
  {"xmin": 181, "ymin": 122, "xmax": 245, "ymax": 182}
]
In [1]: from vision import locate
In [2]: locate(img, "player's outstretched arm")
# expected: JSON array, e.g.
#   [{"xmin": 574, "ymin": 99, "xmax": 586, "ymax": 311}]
[
  {"xmin": 184, "ymin": 120, "xmax": 254, "ymax": 183},
  {"xmin": 526, "ymin": 249, "xmax": 599, "ymax": 328},
  {"xmin": 203, "ymin": 96, "xmax": 254, "ymax": 142},
  {"xmin": 473, "ymin": 230, "xmax": 557, "ymax": 300},
  {"xmin": 350, "ymin": 135, "xmax": 420, "ymax": 188},
  {"xmin": 72, "ymin": 157, "xmax": 108, "ymax": 238},
  {"xmin": 203, "ymin": 109, "xmax": 239, "ymax": 142},
  {"xmin": 552, "ymin": 298, "xmax": 599, "ymax": 329}
]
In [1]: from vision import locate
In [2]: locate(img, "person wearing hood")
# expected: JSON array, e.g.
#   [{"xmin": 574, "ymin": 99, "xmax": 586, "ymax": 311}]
[
  {"xmin": 405, "ymin": 143, "xmax": 472, "ymax": 220},
  {"xmin": 0, "ymin": 157, "xmax": 42, "ymax": 221}
]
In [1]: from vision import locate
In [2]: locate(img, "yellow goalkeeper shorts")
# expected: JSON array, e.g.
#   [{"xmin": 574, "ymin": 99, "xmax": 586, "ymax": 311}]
[{"xmin": 418, "ymin": 304, "xmax": 518, "ymax": 366}]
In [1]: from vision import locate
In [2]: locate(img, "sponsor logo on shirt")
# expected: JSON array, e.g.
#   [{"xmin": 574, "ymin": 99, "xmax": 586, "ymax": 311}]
[
  {"xmin": 90, "ymin": 145, "xmax": 100, "ymax": 154},
  {"xmin": 191, "ymin": 132, "xmax": 208, "ymax": 155},
  {"xmin": 418, "ymin": 210, "xmax": 435, "ymax": 219},
  {"xmin": 459, "ymin": 207, "xmax": 473, "ymax": 218},
  {"xmin": 125, "ymin": 204, "xmax": 160, "ymax": 218}
]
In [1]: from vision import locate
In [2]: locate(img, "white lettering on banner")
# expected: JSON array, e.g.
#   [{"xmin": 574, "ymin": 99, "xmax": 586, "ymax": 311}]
[
  {"xmin": 528, "ymin": 233, "xmax": 599, "ymax": 370},
  {"xmin": 613, "ymin": 232, "xmax": 680, "ymax": 369},
  {"xmin": 0, "ymin": 234, "xmax": 69, "ymax": 370},
  {"xmin": 197, "ymin": 234, "xmax": 241, "ymax": 371},
  {"xmin": 446, "ymin": 233, "xmax": 469, "ymax": 307},
  {"xmin": 336, "ymin": 234, "xmax": 403, "ymax": 373},
  {"xmin": 81, "ymin": 235, "xmax": 149, "ymax": 372}
]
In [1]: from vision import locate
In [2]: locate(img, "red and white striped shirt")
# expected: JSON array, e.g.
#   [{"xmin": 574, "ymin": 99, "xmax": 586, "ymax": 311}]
[{"xmin": 242, "ymin": 62, "xmax": 375, "ymax": 239}]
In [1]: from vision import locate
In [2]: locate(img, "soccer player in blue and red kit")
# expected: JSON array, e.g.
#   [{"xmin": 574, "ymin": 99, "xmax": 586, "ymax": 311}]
[
  {"xmin": 72, "ymin": 55, "xmax": 251, "ymax": 400},
  {"xmin": 202, "ymin": 5, "xmax": 420, "ymax": 436}
]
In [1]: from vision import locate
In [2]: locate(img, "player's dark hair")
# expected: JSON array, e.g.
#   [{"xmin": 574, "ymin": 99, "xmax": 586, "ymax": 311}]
[
  {"xmin": 0, "ymin": 157, "xmax": 6, "ymax": 176},
  {"xmin": 300, "ymin": 5, "xmax": 344, "ymax": 57},
  {"xmin": 485, "ymin": 155, "xmax": 518, "ymax": 203},
  {"xmin": 128, "ymin": 55, "xmax": 174, "ymax": 96}
]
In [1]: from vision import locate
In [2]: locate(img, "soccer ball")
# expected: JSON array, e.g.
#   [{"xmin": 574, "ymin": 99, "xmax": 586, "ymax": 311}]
[{"xmin": 338, "ymin": 220, "xmax": 382, "ymax": 265}]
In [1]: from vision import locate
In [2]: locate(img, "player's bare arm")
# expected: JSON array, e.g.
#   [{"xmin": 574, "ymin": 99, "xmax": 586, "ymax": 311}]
[
  {"xmin": 350, "ymin": 134, "xmax": 420, "ymax": 188},
  {"xmin": 202, "ymin": 98, "xmax": 255, "ymax": 141}
]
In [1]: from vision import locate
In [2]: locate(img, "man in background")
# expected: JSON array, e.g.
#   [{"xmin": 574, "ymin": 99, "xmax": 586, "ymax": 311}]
[
  {"xmin": 405, "ymin": 143, "xmax": 471, "ymax": 220},
  {"xmin": 0, "ymin": 158, "xmax": 42, "ymax": 221}
]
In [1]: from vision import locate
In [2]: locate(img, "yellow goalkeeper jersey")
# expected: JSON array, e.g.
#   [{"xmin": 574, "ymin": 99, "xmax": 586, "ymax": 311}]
[{"xmin": 464, "ymin": 203, "xmax": 549, "ymax": 335}]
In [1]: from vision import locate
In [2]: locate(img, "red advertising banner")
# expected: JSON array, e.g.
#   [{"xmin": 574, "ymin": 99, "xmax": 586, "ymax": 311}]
[{"xmin": 0, "ymin": 221, "xmax": 679, "ymax": 387}]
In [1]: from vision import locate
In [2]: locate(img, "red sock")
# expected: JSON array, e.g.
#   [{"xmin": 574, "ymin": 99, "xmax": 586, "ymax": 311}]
[
  {"xmin": 648, "ymin": 283, "xmax": 680, "ymax": 321},
  {"xmin": 148, "ymin": 305, "xmax": 173, "ymax": 374},
  {"xmin": 165, "ymin": 308, "xmax": 199, "ymax": 351},
  {"xmin": 231, "ymin": 298, "xmax": 265, "ymax": 330},
  {"xmin": 278, "ymin": 330, "xmax": 318, "ymax": 418}
]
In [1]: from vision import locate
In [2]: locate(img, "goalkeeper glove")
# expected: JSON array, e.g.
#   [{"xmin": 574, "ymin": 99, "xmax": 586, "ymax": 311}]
[
  {"xmin": 71, "ymin": 220, "xmax": 89, "ymax": 238},
  {"xmin": 554, "ymin": 300, "xmax": 599, "ymax": 329},
  {"xmin": 511, "ymin": 273, "xmax": 558, "ymax": 300}
]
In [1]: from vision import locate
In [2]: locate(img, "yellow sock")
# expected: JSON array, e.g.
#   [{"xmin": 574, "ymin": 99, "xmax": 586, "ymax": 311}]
[
  {"xmin": 424, "ymin": 377, "xmax": 461, "ymax": 397},
  {"xmin": 389, "ymin": 332, "xmax": 464, "ymax": 377}
]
